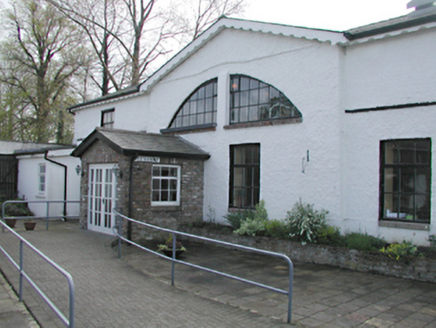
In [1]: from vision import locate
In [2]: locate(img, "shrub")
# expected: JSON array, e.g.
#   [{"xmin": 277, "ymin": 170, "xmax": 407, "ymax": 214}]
[
  {"xmin": 286, "ymin": 199, "xmax": 328, "ymax": 245},
  {"xmin": 223, "ymin": 209, "xmax": 255, "ymax": 230},
  {"xmin": 343, "ymin": 232, "xmax": 385, "ymax": 251},
  {"xmin": 264, "ymin": 219, "xmax": 289, "ymax": 239},
  {"xmin": 234, "ymin": 218, "xmax": 267, "ymax": 236},
  {"xmin": 317, "ymin": 225, "xmax": 344, "ymax": 246},
  {"xmin": 380, "ymin": 241, "xmax": 421, "ymax": 260},
  {"xmin": 2, "ymin": 201, "xmax": 34, "ymax": 217},
  {"xmin": 233, "ymin": 200, "xmax": 269, "ymax": 236}
]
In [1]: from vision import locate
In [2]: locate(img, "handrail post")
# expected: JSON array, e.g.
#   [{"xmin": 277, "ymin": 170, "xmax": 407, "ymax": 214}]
[
  {"xmin": 19, "ymin": 240, "xmax": 24, "ymax": 301},
  {"xmin": 117, "ymin": 214, "xmax": 122, "ymax": 259},
  {"xmin": 46, "ymin": 201, "xmax": 50, "ymax": 231},
  {"xmin": 68, "ymin": 279, "xmax": 75, "ymax": 328},
  {"xmin": 1, "ymin": 202, "xmax": 6, "ymax": 233},
  {"xmin": 287, "ymin": 264, "xmax": 294, "ymax": 323},
  {"xmin": 171, "ymin": 233, "xmax": 176, "ymax": 286}
]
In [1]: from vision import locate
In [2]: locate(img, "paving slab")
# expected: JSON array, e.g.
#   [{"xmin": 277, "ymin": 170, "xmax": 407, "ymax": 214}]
[
  {"xmin": 0, "ymin": 221, "xmax": 287, "ymax": 327},
  {"xmin": 1, "ymin": 220, "xmax": 436, "ymax": 327}
]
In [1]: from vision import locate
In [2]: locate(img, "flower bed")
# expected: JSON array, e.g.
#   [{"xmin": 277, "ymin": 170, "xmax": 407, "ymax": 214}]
[{"xmin": 179, "ymin": 225, "xmax": 436, "ymax": 283}]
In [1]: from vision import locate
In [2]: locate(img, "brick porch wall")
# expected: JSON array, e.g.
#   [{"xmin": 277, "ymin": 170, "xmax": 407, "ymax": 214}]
[{"xmin": 79, "ymin": 140, "xmax": 205, "ymax": 241}]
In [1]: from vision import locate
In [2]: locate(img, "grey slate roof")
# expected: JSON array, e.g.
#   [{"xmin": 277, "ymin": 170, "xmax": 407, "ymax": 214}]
[
  {"xmin": 344, "ymin": 11, "xmax": 436, "ymax": 40},
  {"xmin": 72, "ymin": 128, "xmax": 210, "ymax": 160}
]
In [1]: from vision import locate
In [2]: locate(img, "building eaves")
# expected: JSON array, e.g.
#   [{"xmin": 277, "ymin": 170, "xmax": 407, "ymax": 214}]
[
  {"xmin": 67, "ymin": 85, "xmax": 141, "ymax": 113},
  {"xmin": 13, "ymin": 144, "xmax": 73, "ymax": 156},
  {"xmin": 344, "ymin": 11, "xmax": 436, "ymax": 41},
  {"xmin": 72, "ymin": 128, "xmax": 210, "ymax": 160}
]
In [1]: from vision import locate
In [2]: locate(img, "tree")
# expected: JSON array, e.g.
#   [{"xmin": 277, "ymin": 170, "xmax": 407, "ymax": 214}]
[
  {"xmin": 0, "ymin": 0, "xmax": 90, "ymax": 143},
  {"xmin": 46, "ymin": 0, "xmax": 246, "ymax": 95}
]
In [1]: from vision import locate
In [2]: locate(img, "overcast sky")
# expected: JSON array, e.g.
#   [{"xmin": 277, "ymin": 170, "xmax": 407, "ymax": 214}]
[{"xmin": 236, "ymin": 0, "xmax": 413, "ymax": 31}]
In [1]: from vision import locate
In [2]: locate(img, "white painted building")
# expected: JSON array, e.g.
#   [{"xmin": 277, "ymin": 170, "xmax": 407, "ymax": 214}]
[
  {"xmin": 69, "ymin": 3, "xmax": 436, "ymax": 245},
  {"xmin": 16, "ymin": 148, "xmax": 81, "ymax": 218},
  {"xmin": 0, "ymin": 140, "xmax": 81, "ymax": 219}
]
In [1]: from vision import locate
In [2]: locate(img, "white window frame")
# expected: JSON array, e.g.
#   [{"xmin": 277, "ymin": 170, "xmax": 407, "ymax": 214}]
[
  {"xmin": 151, "ymin": 165, "xmax": 181, "ymax": 206},
  {"xmin": 37, "ymin": 163, "xmax": 46, "ymax": 197}
]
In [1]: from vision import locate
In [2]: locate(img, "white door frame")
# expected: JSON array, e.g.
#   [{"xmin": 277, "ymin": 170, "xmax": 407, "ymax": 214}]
[{"xmin": 88, "ymin": 164, "xmax": 117, "ymax": 235}]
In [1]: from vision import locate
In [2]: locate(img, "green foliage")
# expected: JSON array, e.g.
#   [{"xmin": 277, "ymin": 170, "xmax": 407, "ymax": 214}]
[
  {"xmin": 264, "ymin": 219, "xmax": 290, "ymax": 239},
  {"xmin": 223, "ymin": 209, "xmax": 255, "ymax": 230},
  {"xmin": 234, "ymin": 218, "xmax": 267, "ymax": 236},
  {"xmin": 317, "ymin": 225, "xmax": 344, "ymax": 246},
  {"xmin": 343, "ymin": 232, "xmax": 385, "ymax": 251},
  {"xmin": 233, "ymin": 200, "xmax": 270, "ymax": 237},
  {"xmin": 380, "ymin": 241, "xmax": 421, "ymax": 260},
  {"xmin": 2, "ymin": 201, "xmax": 34, "ymax": 217},
  {"xmin": 286, "ymin": 199, "xmax": 328, "ymax": 245}
]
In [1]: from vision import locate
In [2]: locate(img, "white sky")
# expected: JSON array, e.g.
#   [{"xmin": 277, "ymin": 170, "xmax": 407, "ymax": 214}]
[{"xmin": 235, "ymin": 0, "xmax": 413, "ymax": 31}]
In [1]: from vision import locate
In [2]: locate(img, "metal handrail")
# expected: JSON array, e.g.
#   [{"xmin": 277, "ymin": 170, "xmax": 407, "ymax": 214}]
[
  {"xmin": 1, "ymin": 200, "xmax": 80, "ymax": 231},
  {"xmin": 113, "ymin": 209, "xmax": 294, "ymax": 324},
  {"xmin": 0, "ymin": 220, "xmax": 75, "ymax": 327}
]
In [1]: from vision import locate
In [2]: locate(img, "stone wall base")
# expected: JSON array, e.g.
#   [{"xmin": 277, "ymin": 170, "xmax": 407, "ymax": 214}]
[{"xmin": 179, "ymin": 226, "xmax": 436, "ymax": 283}]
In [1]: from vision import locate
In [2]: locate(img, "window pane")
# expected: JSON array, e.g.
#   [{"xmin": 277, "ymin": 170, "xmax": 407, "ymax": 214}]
[
  {"xmin": 152, "ymin": 179, "xmax": 160, "ymax": 189},
  {"xmin": 229, "ymin": 75, "xmax": 301, "ymax": 124},
  {"xmin": 240, "ymin": 91, "xmax": 249, "ymax": 107},
  {"xmin": 248, "ymin": 106, "xmax": 258, "ymax": 121},
  {"xmin": 240, "ymin": 107, "xmax": 248, "ymax": 122},
  {"xmin": 169, "ymin": 79, "xmax": 217, "ymax": 129},
  {"xmin": 230, "ymin": 144, "xmax": 260, "ymax": 209},
  {"xmin": 383, "ymin": 168, "xmax": 397, "ymax": 193},
  {"xmin": 240, "ymin": 77, "xmax": 249, "ymax": 91},
  {"xmin": 152, "ymin": 191, "xmax": 160, "ymax": 202},
  {"xmin": 381, "ymin": 139, "xmax": 431, "ymax": 223}
]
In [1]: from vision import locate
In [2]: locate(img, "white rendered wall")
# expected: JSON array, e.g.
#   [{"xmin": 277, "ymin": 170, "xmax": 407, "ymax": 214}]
[
  {"xmin": 17, "ymin": 149, "xmax": 80, "ymax": 218},
  {"xmin": 341, "ymin": 28, "xmax": 436, "ymax": 245},
  {"xmin": 72, "ymin": 26, "xmax": 436, "ymax": 245},
  {"xmin": 74, "ymin": 29, "xmax": 344, "ymax": 225}
]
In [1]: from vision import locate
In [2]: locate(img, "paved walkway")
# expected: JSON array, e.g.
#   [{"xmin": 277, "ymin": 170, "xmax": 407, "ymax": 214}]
[{"xmin": 1, "ymin": 221, "xmax": 436, "ymax": 327}]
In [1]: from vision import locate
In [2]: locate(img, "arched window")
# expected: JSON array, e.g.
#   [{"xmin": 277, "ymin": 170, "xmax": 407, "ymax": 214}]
[
  {"xmin": 168, "ymin": 79, "xmax": 218, "ymax": 130},
  {"xmin": 230, "ymin": 75, "xmax": 301, "ymax": 124}
]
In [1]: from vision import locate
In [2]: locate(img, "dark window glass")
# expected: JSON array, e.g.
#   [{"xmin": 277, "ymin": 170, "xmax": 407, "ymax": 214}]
[
  {"xmin": 151, "ymin": 165, "xmax": 180, "ymax": 205},
  {"xmin": 229, "ymin": 75, "xmax": 301, "ymax": 124},
  {"xmin": 169, "ymin": 79, "xmax": 218, "ymax": 129},
  {"xmin": 380, "ymin": 139, "xmax": 431, "ymax": 223},
  {"xmin": 229, "ymin": 144, "xmax": 260, "ymax": 209},
  {"xmin": 101, "ymin": 109, "xmax": 114, "ymax": 128}
]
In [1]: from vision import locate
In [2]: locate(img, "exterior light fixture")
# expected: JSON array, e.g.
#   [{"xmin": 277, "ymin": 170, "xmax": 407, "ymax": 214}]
[{"xmin": 75, "ymin": 165, "xmax": 81, "ymax": 176}]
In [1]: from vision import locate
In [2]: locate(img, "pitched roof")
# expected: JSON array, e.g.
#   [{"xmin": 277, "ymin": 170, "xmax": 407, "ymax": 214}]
[
  {"xmin": 67, "ymin": 14, "xmax": 436, "ymax": 111},
  {"xmin": 71, "ymin": 128, "xmax": 210, "ymax": 160}
]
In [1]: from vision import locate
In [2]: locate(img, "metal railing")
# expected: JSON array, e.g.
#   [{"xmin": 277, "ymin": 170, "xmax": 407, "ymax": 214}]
[
  {"xmin": 1, "ymin": 200, "xmax": 80, "ymax": 231},
  {"xmin": 0, "ymin": 220, "xmax": 75, "ymax": 327},
  {"xmin": 113, "ymin": 209, "xmax": 294, "ymax": 323}
]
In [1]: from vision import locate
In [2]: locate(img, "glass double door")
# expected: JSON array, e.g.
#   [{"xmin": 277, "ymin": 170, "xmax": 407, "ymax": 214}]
[{"xmin": 88, "ymin": 164, "xmax": 116, "ymax": 235}]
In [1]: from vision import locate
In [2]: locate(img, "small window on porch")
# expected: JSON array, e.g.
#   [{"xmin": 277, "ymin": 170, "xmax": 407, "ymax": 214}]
[{"xmin": 151, "ymin": 165, "xmax": 181, "ymax": 206}]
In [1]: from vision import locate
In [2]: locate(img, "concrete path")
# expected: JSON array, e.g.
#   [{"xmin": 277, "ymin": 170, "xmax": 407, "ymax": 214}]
[
  {"xmin": 1, "ymin": 220, "xmax": 436, "ymax": 327},
  {"xmin": 0, "ymin": 221, "xmax": 287, "ymax": 327}
]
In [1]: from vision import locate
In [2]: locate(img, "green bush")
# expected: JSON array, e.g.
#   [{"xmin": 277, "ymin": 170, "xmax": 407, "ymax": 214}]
[
  {"xmin": 233, "ymin": 200, "xmax": 269, "ymax": 237},
  {"xmin": 286, "ymin": 199, "xmax": 328, "ymax": 245},
  {"xmin": 317, "ymin": 225, "xmax": 344, "ymax": 246},
  {"xmin": 380, "ymin": 241, "xmax": 421, "ymax": 260},
  {"xmin": 223, "ymin": 209, "xmax": 255, "ymax": 230},
  {"xmin": 234, "ymin": 218, "xmax": 266, "ymax": 236},
  {"xmin": 264, "ymin": 219, "xmax": 289, "ymax": 239},
  {"xmin": 2, "ymin": 201, "xmax": 34, "ymax": 217},
  {"xmin": 343, "ymin": 232, "xmax": 385, "ymax": 251}
]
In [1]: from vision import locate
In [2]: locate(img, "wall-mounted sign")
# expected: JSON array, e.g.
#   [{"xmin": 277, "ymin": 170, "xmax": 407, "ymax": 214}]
[{"xmin": 135, "ymin": 156, "xmax": 161, "ymax": 163}]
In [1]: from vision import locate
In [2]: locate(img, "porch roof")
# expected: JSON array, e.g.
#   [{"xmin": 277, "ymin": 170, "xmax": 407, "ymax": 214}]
[{"xmin": 71, "ymin": 128, "xmax": 210, "ymax": 160}]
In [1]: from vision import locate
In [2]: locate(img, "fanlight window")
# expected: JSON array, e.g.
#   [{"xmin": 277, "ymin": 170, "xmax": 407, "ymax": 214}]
[
  {"xmin": 230, "ymin": 75, "xmax": 301, "ymax": 124},
  {"xmin": 169, "ymin": 79, "xmax": 217, "ymax": 129}
]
